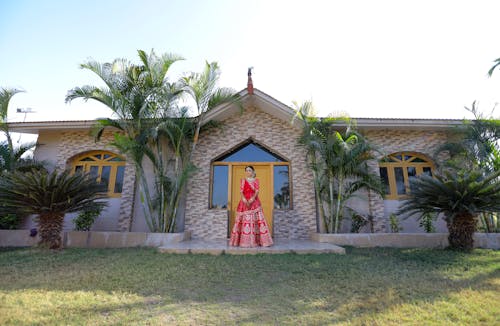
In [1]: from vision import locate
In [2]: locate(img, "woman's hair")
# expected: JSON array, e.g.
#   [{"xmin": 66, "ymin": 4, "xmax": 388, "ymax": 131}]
[{"xmin": 245, "ymin": 165, "xmax": 256, "ymax": 177}]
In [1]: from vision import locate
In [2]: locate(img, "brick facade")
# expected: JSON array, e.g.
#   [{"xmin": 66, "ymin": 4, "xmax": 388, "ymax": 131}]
[
  {"xmin": 33, "ymin": 115, "xmax": 452, "ymax": 236},
  {"xmin": 184, "ymin": 106, "xmax": 317, "ymax": 240}
]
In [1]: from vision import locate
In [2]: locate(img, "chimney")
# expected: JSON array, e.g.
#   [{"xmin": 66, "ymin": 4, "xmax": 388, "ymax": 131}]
[{"xmin": 247, "ymin": 67, "xmax": 254, "ymax": 95}]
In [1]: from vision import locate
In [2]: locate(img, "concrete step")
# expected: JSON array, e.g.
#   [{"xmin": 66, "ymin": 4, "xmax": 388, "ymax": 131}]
[{"xmin": 158, "ymin": 239, "xmax": 345, "ymax": 255}]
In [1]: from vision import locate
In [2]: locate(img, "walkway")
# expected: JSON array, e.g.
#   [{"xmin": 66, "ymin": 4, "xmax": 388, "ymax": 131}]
[{"xmin": 158, "ymin": 239, "xmax": 345, "ymax": 255}]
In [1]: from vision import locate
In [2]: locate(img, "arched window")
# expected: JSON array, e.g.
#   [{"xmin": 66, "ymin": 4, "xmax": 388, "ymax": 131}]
[
  {"xmin": 379, "ymin": 152, "xmax": 434, "ymax": 200},
  {"xmin": 71, "ymin": 151, "xmax": 126, "ymax": 198}
]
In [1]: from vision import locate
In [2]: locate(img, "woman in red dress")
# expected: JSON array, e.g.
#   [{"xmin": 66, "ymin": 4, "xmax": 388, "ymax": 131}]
[{"xmin": 229, "ymin": 166, "xmax": 273, "ymax": 247}]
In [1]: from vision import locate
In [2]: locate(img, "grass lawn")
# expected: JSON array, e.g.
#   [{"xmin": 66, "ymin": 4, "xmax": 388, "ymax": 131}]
[{"xmin": 0, "ymin": 247, "xmax": 498, "ymax": 325}]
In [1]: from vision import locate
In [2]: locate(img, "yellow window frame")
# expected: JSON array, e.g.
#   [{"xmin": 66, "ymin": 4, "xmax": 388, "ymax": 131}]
[
  {"xmin": 379, "ymin": 152, "xmax": 435, "ymax": 200},
  {"xmin": 71, "ymin": 150, "xmax": 126, "ymax": 198}
]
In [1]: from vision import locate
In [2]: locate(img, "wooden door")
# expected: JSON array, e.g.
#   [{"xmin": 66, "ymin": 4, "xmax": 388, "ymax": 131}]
[{"xmin": 229, "ymin": 164, "xmax": 273, "ymax": 236}]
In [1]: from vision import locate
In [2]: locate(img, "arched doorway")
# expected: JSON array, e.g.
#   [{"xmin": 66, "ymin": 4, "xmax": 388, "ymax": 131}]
[{"xmin": 210, "ymin": 140, "xmax": 291, "ymax": 237}]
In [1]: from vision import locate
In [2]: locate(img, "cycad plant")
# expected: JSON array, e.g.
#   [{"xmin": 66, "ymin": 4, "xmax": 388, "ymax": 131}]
[
  {"xmin": 0, "ymin": 170, "xmax": 107, "ymax": 249},
  {"xmin": 398, "ymin": 168, "xmax": 500, "ymax": 250}
]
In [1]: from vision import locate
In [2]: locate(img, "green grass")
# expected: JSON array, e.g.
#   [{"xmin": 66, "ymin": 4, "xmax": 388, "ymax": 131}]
[{"xmin": 0, "ymin": 247, "xmax": 498, "ymax": 325}]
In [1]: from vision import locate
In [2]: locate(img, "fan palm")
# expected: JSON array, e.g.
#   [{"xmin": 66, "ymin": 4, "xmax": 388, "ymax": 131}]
[
  {"xmin": 398, "ymin": 168, "xmax": 500, "ymax": 250},
  {"xmin": 0, "ymin": 170, "xmax": 107, "ymax": 249}
]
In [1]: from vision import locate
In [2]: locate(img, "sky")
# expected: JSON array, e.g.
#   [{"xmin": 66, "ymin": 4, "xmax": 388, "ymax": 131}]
[{"xmin": 2, "ymin": 0, "xmax": 500, "ymax": 124}]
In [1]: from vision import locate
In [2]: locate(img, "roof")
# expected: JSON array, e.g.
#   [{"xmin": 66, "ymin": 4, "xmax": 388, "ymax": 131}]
[{"xmin": 7, "ymin": 88, "xmax": 464, "ymax": 134}]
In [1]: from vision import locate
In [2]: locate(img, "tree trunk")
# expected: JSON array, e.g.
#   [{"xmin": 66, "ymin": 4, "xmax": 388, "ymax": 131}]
[
  {"xmin": 38, "ymin": 212, "xmax": 65, "ymax": 249},
  {"xmin": 447, "ymin": 213, "xmax": 477, "ymax": 251}
]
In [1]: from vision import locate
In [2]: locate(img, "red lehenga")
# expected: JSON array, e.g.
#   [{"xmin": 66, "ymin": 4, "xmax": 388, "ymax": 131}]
[{"xmin": 229, "ymin": 178, "xmax": 273, "ymax": 247}]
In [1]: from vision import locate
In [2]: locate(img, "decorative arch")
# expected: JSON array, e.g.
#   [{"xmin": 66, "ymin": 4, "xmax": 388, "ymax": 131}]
[
  {"xmin": 210, "ymin": 139, "xmax": 291, "ymax": 210},
  {"xmin": 378, "ymin": 151, "xmax": 435, "ymax": 200},
  {"xmin": 212, "ymin": 138, "xmax": 289, "ymax": 163},
  {"xmin": 70, "ymin": 150, "xmax": 126, "ymax": 198}
]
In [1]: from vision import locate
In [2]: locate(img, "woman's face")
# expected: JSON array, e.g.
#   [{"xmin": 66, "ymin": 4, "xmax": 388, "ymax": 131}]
[{"xmin": 245, "ymin": 167, "xmax": 254, "ymax": 178}]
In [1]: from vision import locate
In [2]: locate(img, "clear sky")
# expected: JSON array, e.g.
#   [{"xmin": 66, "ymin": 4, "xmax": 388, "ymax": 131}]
[{"xmin": 2, "ymin": 0, "xmax": 500, "ymax": 123}]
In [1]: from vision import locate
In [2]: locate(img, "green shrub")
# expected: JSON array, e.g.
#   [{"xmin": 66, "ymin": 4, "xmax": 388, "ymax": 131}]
[
  {"xmin": 74, "ymin": 207, "xmax": 103, "ymax": 231},
  {"xmin": 389, "ymin": 213, "xmax": 402, "ymax": 233},
  {"xmin": 0, "ymin": 214, "xmax": 20, "ymax": 229},
  {"xmin": 419, "ymin": 212, "xmax": 436, "ymax": 233}
]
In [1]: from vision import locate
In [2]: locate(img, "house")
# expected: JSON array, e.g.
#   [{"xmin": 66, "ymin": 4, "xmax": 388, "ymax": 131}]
[{"xmin": 9, "ymin": 78, "xmax": 462, "ymax": 238}]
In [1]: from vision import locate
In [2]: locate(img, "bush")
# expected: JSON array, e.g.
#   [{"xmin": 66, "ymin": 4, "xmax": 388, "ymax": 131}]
[
  {"xmin": 74, "ymin": 207, "xmax": 103, "ymax": 231},
  {"xmin": 0, "ymin": 214, "xmax": 20, "ymax": 229},
  {"xmin": 419, "ymin": 212, "xmax": 436, "ymax": 233},
  {"xmin": 389, "ymin": 213, "xmax": 402, "ymax": 233}
]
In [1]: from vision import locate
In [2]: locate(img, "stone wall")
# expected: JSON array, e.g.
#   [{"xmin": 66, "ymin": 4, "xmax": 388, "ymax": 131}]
[
  {"xmin": 312, "ymin": 232, "xmax": 500, "ymax": 249},
  {"xmin": 185, "ymin": 106, "xmax": 316, "ymax": 240}
]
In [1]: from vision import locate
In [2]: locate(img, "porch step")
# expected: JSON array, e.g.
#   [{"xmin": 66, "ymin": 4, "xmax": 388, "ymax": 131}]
[{"xmin": 158, "ymin": 239, "xmax": 345, "ymax": 255}]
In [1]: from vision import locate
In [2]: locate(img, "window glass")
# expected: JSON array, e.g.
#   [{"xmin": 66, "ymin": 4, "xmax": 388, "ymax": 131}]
[
  {"xmin": 211, "ymin": 165, "xmax": 228, "ymax": 208},
  {"xmin": 379, "ymin": 167, "xmax": 390, "ymax": 195},
  {"xmin": 379, "ymin": 152, "xmax": 434, "ymax": 199},
  {"xmin": 72, "ymin": 151, "xmax": 126, "ymax": 197},
  {"xmin": 407, "ymin": 167, "xmax": 417, "ymax": 193},
  {"xmin": 89, "ymin": 166, "xmax": 99, "ymax": 180},
  {"xmin": 395, "ymin": 167, "xmax": 406, "ymax": 195},
  {"xmin": 220, "ymin": 143, "xmax": 285, "ymax": 162},
  {"xmin": 423, "ymin": 167, "xmax": 432, "ymax": 176},
  {"xmin": 114, "ymin": 166, "xmax": 125, "ymax": 193},
  {"xmin": 100, "ymin": 166, "xmax": 111, "ymax": 192},
  {"xmin": 274, "ymin": 165, "xmax": 290, "ymax": 209}
]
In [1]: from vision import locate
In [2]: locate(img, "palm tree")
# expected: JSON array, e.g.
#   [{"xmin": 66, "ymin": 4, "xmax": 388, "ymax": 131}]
[
  {"xmin": 0, "ymin": 87, "xmax": 24, "ymax": 164},
  {"xmin": 181, "ymin": 61, "xmax": 239, "ymax": 159},
  {"xmin": 295, "ymin": 102, "xmax": 383, "ymax": 233},
  {"xmin": 0, "ymin": 169, "xmax": 107, "ymax": 249},
  {"xmin": 66, "ymin": 49, "xmax": 187, "ymax": 232},
  {"xmin": 398, "ymin": 168, "xmax": 500, "ymax": 250},
  {"xmin": 437, "ymin": 102, "xmax": 500, "ymax": 172},
  {"xmin": 488, "ymin": 57, "xmax": 500, "ymax": 77}
]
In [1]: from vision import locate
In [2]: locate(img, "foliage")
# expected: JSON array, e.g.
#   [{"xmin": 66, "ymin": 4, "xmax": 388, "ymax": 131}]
[
  {"xmin": 350, "ymin": 212, "xmax": 368, "ymax": 233},
  {"xmin": 67, "ymin": 49, "xmax": 191, "ymax": 233},
  {"xmin": 181, "ymin": 61, "xmax": 240, "ymax": 160},
  {"xmin": 73, "ymin": 206, "xmax": 103, "ymax": 231},
  {"xmin": 398, "ymin": 168, "xmax": 500, "ymax": 250},
  {"xmin": 419, "ymin": 212, "xmax": 436, "ymax": 233},
  {"xmin": 67, "ymin": 51, "xmax": 239, "ymax": 233},
  {"xmin": 0, "ymin": 141, "xmax": 42, "ymax": 175},
  {"xmin": 294, "ymin": 101, "xmax": 383, "ymax": 233},
  {"xmin": 389, "ymin": 213, "xmax": 402, "ymax": 233},
  {"xmin": 0, "ymin": 170, "xmax": 107, "ymax": 248},
  {"xmin": 478, "ymin": 212, "xmax": 500, "ymax": 233},
  {"xmin": 0, "ymin": 214, "xmax": 20, "ymax": 230},
  {"xmin": 436, "ymin": 102, "xmax": 500, "ymax": 173}
]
